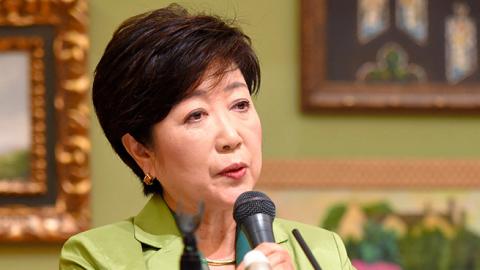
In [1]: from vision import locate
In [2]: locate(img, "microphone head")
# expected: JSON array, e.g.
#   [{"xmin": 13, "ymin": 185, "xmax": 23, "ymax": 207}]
[{"xmin": 233, "ymin": 191, "xmax": 276, "ymax": 224}]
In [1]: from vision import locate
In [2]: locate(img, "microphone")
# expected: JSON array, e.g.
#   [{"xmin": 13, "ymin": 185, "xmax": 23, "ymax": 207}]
[
  {"xmin": 243, "ymin": 250, "xmax": 272, "ymax": 270},
  {"xmin": 233, "ymin": 191, "xmax": 276, "ymax": 247}
]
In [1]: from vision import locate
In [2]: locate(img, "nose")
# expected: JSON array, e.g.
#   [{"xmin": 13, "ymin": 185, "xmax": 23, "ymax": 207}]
[{"xmin": 215, "ymin": 114, "xmax": 242, "ymax": 153}]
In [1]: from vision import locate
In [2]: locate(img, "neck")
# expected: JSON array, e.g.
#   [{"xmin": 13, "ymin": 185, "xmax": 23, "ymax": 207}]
[
  {"xmin": 196, "ymin": 206, "xmax": 237, "ymax": 260},
  {"xmin": 162, "ymin": 194, "xmax": 238, "ymax": 261}
]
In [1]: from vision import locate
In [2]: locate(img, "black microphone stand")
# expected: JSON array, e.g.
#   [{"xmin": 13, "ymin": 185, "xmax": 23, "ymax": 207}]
[
  {"xmin": 174, "ymin": 202, "xmax": 205, "ymax": 270},
  {"xmin": 180, "ymin": 233, "xmax": 202, "ymax": 270}
]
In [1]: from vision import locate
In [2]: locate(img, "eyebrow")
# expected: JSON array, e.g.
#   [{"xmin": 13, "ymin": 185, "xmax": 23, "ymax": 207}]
[
  {"xmin": 187, "ymin": 81, "xmax": 248, "ymax": 98},
  {"xmin": 224, "ymin": 81, "xmax": 248, "ymax": 91}
]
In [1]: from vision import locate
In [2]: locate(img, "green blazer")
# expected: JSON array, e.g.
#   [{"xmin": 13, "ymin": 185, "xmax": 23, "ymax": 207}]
[{"xmin": 60, "ymin": 195, "xmax": 355, "ymax": 270}]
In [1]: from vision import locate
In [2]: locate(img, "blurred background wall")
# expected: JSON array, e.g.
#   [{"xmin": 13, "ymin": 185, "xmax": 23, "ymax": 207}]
[{"xmin": 1, "ymin": 0, "xmax": 479, "ymax": 269}]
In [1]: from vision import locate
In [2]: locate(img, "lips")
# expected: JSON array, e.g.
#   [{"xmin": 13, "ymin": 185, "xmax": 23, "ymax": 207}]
[{"xmin": 219, "ymin": 162, "xmax": 247, "ymax": 180}]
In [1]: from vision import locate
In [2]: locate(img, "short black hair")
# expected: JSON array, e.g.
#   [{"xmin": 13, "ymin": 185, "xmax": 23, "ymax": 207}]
[{"xmin": 92, "ymin": 4, "xmax": 261, "ymax": 195}]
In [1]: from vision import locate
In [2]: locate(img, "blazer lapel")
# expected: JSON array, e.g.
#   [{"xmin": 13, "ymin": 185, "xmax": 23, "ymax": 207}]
[
  {"xmin": 133, "ymin": 195, "xmax": 184, "ymax": 268},
  {"xmin": 145, "ymin": 237, "xmax": 184, "ymax": 269}
]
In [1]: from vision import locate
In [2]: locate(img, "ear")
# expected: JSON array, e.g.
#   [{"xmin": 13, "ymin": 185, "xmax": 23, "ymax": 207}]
[{"xmin": 121, "ymin": 133, "xmax": 155, "ymax": 176}]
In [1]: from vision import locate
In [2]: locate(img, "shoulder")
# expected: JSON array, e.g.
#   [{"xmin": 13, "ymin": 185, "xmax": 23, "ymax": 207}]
[
  {"xmin": 65, "ymin": 218, "xmax": 136, "ymax": 248},
  {"xmin": 60, "ymin": 219, "xmax": 143, "ymax": 269},
  {"xmin": 275, "ymin": 218, "xmax": 355, "ymax": 270},
  {"xmin": 275, "ymin": 218, "xmax": 339, "ymax": 247},
  {"xmin": 275, "ymin": 218, "xmax": 332, "ymax": 235}
]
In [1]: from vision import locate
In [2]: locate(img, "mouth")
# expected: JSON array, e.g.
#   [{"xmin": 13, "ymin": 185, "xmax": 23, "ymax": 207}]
[{"xmin": 218, "ymin": 162, "xmax": 247, "ymax": 180}]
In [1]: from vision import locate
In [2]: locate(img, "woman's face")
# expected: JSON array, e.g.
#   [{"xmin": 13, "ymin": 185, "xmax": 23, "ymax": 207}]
[{"xmin": 148, "ymin": 68, "xmax": 262, "ymax": 211}]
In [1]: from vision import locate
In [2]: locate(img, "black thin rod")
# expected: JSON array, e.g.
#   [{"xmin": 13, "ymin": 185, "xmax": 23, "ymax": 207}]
[{"xmin": 292, "ymin": 229, "xmax": 322, "ymax": 270}]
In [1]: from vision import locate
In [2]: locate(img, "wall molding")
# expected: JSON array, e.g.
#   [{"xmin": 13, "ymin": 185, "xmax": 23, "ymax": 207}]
[{"xmin": 259, "ymin": 159, "xmax": 480, "ymax": 189}]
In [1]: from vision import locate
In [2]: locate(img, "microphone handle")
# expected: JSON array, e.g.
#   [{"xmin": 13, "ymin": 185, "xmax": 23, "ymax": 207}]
[
  {"xmin": 242, "ymin": 214, "xmax": 275, "ymax": 247},
  {"xmin": 246, "ymin": 261, "xmax": 272, "ymax": 270},
  {"xmin": 292, "ymin": 229, "xmax": 322, "ymax": 270},
  {"xmin": 244, "ymin": 250, "xmax": 272, "ymax": 270},
  {"xmin": 180, "ymin": 252, "xmax": 203, "ymax": 270}
]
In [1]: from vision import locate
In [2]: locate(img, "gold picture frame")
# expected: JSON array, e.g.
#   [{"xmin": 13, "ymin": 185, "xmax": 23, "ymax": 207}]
[{"xmin": 0, "ymin": 0, "xmax": 90, "ymax": 242}]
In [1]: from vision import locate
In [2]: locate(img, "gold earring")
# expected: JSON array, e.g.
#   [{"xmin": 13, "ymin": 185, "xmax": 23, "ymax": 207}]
[{"xmin": 143, "ymin": 173, "xmax": 154, "ymax": 185}]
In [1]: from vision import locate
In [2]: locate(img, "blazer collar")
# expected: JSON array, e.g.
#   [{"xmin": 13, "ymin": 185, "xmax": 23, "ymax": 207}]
[
  {"xmin": 273, "ymin": 220, "xmax": 289, "ymax": 244},
  {"xmin": 133, "ymin": 195, "xmax": 289, "ymax": 249},
  {"xmin": 133, "ymin": 195, "xmax": 181, "ymax": 249}
]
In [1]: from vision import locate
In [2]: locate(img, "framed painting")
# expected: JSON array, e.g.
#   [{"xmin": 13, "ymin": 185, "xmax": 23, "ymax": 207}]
[
  {"xmin": 301, "ymin": 0, "xmax": 480, "ymax": 112},
  {"xmin": 0, "ymin": 37, "xmax": 47, "ymax": 195},
  {"xmin": 0, "ymin": 0, "xmax": 90, "ymax": 242}
]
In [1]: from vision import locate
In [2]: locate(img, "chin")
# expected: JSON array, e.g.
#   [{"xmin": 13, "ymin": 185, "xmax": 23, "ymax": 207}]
[{"xmin": 214, "ymin": 187, "xmax": 254, "ymax": 210}]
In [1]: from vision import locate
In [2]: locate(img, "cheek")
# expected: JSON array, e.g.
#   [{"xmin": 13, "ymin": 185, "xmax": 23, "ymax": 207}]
[
  {"xmin": 250, "ymin": 113, "xmax": 262, "ymax": 149},
  {"xmin": 154, "ymin": 130, "xmax": 212, "ymax": 176},
  {"xmin": 247, "ymin": 116, "xmax": 263, "ymax": 173}
]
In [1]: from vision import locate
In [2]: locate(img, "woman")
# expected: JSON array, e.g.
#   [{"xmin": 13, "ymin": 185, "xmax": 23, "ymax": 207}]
[{"xmin": 60, "ymin": 4, "xmax": 355, "ymax": 270}]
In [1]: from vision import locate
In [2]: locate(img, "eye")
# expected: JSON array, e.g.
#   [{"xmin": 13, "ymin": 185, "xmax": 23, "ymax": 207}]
[
  {"xmin": 185, "ymin": 110, "xmax": 207, "ymax": 123},
  {"xmin": 232, "ymin": 100, "xmax": 250, "ymax": 112}
]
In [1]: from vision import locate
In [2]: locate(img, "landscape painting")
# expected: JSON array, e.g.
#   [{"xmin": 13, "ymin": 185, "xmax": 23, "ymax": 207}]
[{"xmin": 0, "ymin": 51, "xmax": 31, "ymax": 183}]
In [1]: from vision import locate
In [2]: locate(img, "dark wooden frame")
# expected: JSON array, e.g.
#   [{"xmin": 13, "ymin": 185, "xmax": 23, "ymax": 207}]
[
  {"xmin": 0, "ymin": 0, "xmax": 90, "ymax": 242},
  {"xmin": 301, "ymin": 0, "xmax": 480, "ymax": 112}
]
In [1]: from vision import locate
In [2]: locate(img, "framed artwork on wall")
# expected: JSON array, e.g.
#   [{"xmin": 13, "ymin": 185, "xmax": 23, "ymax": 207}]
[
  {"xmin": 0, "ymin": 37, "xmax": 48, "ymax": 195},
  {"xmin": 0, "ymin": 0, "xmax": 90, "ymax": 242},
  {"xmin": 301, "ymin": 0, "xmax": 480, "ymax": 112}
]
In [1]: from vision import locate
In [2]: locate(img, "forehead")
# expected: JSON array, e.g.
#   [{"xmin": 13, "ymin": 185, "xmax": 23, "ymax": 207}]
[{"xmin": 185, "ymin": 68, "xmax": 248, "ymax": 99}]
